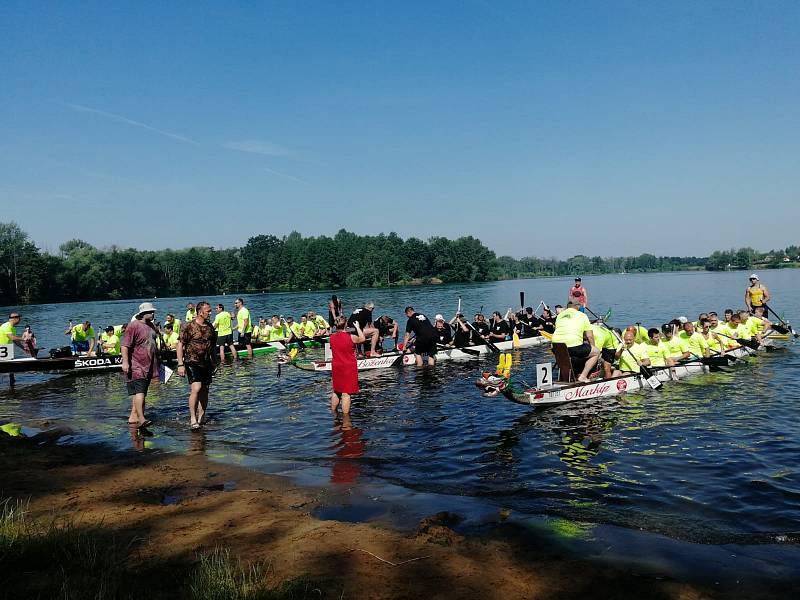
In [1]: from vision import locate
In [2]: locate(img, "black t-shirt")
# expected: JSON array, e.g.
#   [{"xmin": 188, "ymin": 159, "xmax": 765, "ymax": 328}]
[
  {"xmin": 490, "ymin": 319, "xmax": 511, "ymax": 337},
  {"xmin": 405, "ymin": 313, "xmax": 437, "ymax": 340},
  {"xmin": 454, "ymin": 325, "xmax": 472, "ymax": 347},
  {"xmin": 471, "ymin": 321, "xmax": 490, "ymax": 336},
  {"xmin": 435, "ymin": 324, "xmax": 452, "ymax": 344},
  {"xmin": 347, "ymin": 307, "xmax": 373, "ymax": 329},
  {"xmin": 518, "ymin": 313, "xmax": 542, "ymax": 335},
  {"xmin": 375, "ymin": 317, "xmax": 396, "ymax": 337}
]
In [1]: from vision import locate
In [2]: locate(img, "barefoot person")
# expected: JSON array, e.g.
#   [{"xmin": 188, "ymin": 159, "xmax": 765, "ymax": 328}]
[
  {"xmin": 121, "ymin": 302, "xmax": 159, "ymax": 430},
  {"xmin": 212, "ymin": 303, "xmax": 237, "ymax": 362},
  {"xmin": 330, "ymin": 317, "xmax": 365, "ymax": 415},
  {"xmin": 745, "ymin": 274, "xmax": 770, "ymax": 315},
  {"xmin": 176, "ymin": 301, "xmax": 217, "ymax": 430}
]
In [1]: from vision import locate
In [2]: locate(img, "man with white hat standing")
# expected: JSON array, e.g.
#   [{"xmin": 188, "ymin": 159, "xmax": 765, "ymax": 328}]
[
  {"xmin": 121, "ymin": 302, "xmax": 159, "ymax": 430},
  {"xmin": 745, "ymin": 274, "xmax": 770, "ymax": 315}
]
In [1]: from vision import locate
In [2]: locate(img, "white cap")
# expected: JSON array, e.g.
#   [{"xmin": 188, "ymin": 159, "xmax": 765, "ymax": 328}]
[
  {"xmin": 435, "ymin": 314, "xmax": 444, "ymax": 321},
  {"xmin": 749, "ymin": 273, "xmax": 759, "ymax": 280},
  {"xmin": 677, "ymin": 316, "xmax": 688, "ymax": 324}
]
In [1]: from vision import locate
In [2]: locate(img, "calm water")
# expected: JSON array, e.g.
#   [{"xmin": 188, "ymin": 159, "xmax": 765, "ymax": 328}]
[{"xmin": 2, "ymin": 270, "xmax": 799, "ymax": 580}]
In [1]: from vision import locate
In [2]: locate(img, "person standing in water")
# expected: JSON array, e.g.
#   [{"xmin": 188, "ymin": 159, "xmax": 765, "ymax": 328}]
[
  {"xmin": 176, "ymin": 301, "xmax": 217, "ymax": 430},
  {"xmin": 329, "ymin": 317, "xmax": 365, "ymax": 415}
]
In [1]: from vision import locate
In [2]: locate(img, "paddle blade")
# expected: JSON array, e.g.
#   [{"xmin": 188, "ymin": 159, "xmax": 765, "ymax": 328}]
[
  {"xmin": 520, "ymin": 291, "xmax": 525, "ymax": 309},
  {"xmin": 512, "ymin": 331, "xmax": 520, "ymax": 348},
  {"xmin": 288, "ymin": 348, "xmax": 299, "ymax": 360},
  {"xmin": 540, "ymin": 330, "xmax": 553, "ymax": 340},
  {"xmin": 771, "ymin": 323, "xmax": 790, "ymax": 334}
]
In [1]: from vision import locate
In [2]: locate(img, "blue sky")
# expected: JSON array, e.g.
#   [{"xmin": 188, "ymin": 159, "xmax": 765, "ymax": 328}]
[{"xmin": 1, "ymin": 1, "xmax": 798, "ymax": 258}]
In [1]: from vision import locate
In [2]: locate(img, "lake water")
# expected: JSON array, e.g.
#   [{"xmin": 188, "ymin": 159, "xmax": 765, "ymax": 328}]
[{"xmin": 2, "ymin": 269, "xmax": 799, "ymax": 583}]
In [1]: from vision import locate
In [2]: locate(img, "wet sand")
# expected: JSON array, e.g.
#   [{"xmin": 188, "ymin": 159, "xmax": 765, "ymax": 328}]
[{"xmin": 1, "ymin": 429, "xmax": 792, "ymax": 599}]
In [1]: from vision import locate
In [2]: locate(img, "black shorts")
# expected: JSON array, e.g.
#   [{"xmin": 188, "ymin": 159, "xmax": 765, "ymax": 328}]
[
  {"xmin": 601, "ymin": 347, "xmax": 616, "ymax": 363},
  {"xmin": 186, "ymin": 363, "xmax": 213, "ymax": 386},
  {"xmin": 126, "ymin": 377, "xmax": 151, "ymax": 396},
  {"xmin": 238, "ymin": 331, "xmax": 252, "ymax": 345},
  {"xmin": 414, "ymin": 336, "xmax": 438, "ymax": 357},
  {"xmin": 567, "ymin": 343, "xmax": 592, "ymax": 359},
  {"xmin": 216, "ymin": 333, "xmax": 233, "ymax": 347}
]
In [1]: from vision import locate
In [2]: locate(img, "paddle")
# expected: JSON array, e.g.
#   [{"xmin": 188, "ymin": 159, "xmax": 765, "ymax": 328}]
[
  {"xmin": 765, "ymin": 305, "xmax": 797, "ymax": 337},
  {"xmin": 712, "ymin": 330, "xmax": 760, "ymax": 350},
  {"xmin": 437, "ymin": 343, "xmax": 480, "ymax": 356},
  {"xmin": 281, "ymin": 318, "xmax": 306, "ymax": 351},
  {"xmin": 520, "ymin": 291, "xmax": 525, "ymax": 312},
  {"xmin": 605, "ymin": 325, "xmax": 661, "ymax": 389},
  {"xmin": 464, "ymin": 320, "xmax": 500, "ymax": 354}
]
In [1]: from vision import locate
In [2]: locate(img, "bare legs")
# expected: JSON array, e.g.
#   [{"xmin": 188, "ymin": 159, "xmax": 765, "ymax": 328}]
[
  {"xmin": 330, "ymin": 391, "xmax": 351, "ymax": 415},
  {"xmin": 189, "ymin": 381, "xmax": 209, "ymax": 428},
  {"xmin": 577, "ymin": 349, "xmax": 600, "ymax": 383},
  {"xmin": 127, "ymin": 393, "xmax": 146, "ymax": 425}
]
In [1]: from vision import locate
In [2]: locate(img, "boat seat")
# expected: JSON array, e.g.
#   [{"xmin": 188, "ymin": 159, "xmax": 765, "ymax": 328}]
[{"xmin": 551, "ymin": 343, "xmax": 575, "ymax": 382}]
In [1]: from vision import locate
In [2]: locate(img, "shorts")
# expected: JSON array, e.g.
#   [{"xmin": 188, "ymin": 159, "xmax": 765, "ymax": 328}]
[
  {"xmin": 71, "ymin": 340, "xmax": 90, "ymax": 353},
  {"xmin": 186, "ymin": 363, "xmax": 213, "ymax": 386},
  {"xmin": 216, "ymin": 333, "xmax": 233, "ymax": 347},
  {"xmin": 238, "ymin": 331, "xmax": 252, "ymax": 345},
  {"xmin": 414, "ymin": 336, "xmax": 438, "ymax": 357},
  {"xmin": 126, "ymin": 378, "xmax": 151, "ymax": 396},
  {"xmin": 567, "ymin": 343, "xmax": 592, "ymax": 359},
  {"xmin": 601, "ymin": 347, "xmax": 616, "ymax": 363}
]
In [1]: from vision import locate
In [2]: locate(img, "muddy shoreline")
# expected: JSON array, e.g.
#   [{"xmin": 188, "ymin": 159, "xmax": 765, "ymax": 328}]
[{"xmin": 1, "ymin": 430, "xmax": 795, "ymax": 599}]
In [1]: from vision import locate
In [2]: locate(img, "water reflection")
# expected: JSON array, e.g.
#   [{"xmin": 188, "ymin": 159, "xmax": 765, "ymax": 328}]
[{"xmin": 330, "ymin": 413, "xmax": 366, "ymax": 485}]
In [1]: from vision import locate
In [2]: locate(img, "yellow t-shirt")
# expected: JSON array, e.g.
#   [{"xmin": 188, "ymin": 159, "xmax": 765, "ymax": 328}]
[
  {"xmin": 236, "ymin": 307, "xmax": 253, "ymax": 334},
  {"xmin": 552, "ymin": 308, "xmax": 591, "ymax": 348},
  {"xmin": 312, "ymin": 316, "xmax": 329, "ymax": 329},
  {"xmin": 643, "ymin": 340, "xmax": 670, "ymax": 367},
  {"xmin": 71, "ymin": 323, "xmax": 95, "ymax": 342},
  {"xmin": 100, "ymin": 332, "xmax": 120, "ymax": 355},
  {"xmin": 163, "ymin": 331, "xmax": 179, "ymax": 349},
  {"xmin": 617, "ymin": 342, "xmax": 649, "ymax": 373},
  {"xmin": 678, "ymin": 331, "xmax": 708, "ymax": 357},
  {"xmin": 302, "ymin": 321, "xmax": 317, "ymax": 337},
  {"xmin": 590, "ymin": 324, "xmax": 615, "ymax": 350},
  {"xmin": 213, "ymin": 312, "xmax": 233, "ymax": 336},
  {"xmin": 268, "ymin": 323, "xmax": 286, "ymax": 341},
  {"xmin": 0, "ymin": 322, "xmax": 15, "ymax": 345},
  {"xmin": 663, "ymin": 335, "xmax": 687, "ymax": 358}
]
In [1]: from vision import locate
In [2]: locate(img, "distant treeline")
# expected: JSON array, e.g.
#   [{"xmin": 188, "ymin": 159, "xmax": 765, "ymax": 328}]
[{"xmin": 0, "ymin": 222, "xmax": 797, "ymax": 305}]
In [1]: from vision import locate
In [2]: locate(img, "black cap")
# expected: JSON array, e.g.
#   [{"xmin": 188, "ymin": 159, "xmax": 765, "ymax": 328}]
[{"xmin": 575, "ymin": 277, "xmax": 582, "ymax": 281}]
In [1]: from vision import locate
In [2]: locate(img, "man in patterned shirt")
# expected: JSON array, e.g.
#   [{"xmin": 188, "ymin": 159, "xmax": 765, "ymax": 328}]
[{"xmin": 176, "ymin": 301, "xmax": 218, "ymax": 430}]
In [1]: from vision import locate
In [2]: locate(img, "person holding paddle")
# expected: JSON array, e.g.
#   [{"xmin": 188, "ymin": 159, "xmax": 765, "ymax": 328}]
[
  {"xmin": 745, "ymin": 274, "xmax": 770, "ymax": 314},
  {"xmin": 613, "ymin": 329, "xmax": 651, "ymax": 376}
]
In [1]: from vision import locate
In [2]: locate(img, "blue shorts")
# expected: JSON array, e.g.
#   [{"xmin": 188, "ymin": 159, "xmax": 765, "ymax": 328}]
[{"xmin": 71, "ymin": 340, "xmax": 90, "ymax": 354}]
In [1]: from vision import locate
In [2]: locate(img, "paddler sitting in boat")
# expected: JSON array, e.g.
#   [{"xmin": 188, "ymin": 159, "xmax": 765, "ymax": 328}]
[
  {"xmin": 612, "ymin": 329, "xmax": 651, "ymax": 376},
  {"xmin": 299, "ymin": 315, "xmax": 318, "ymax": 339},
  {"xmin": 251, "ymin": 318, "xmax": 267, "ymax": 342},
  {"xmin": 267, "ymin": 315, "xmax": 287, "ymax": 342},
  {"xmin": 751, "ymin": 306, "xmax": 772, "ymax": 334},
  {"xmin": 517, "ymin": 307, "xmax": 543, "ymax": 337},
  {"xmin": 644, "ymin": 328, "xmax": 674, "ymax": 368},
  {"xmin": 661, "ymin": 323, "xmax": 690, "ymax": 361},
  {"xmin": 678, "ymin": 321, "xmax": 710, "ymax": 358},
  {"xmin": 471, "ymin": 313, "xmax": 490, "ymax": 344},
  {"xmin": 697, "ymin": 320, "xmax": 723, "ymax": 354},
  {"xmin": 375, "ymin": 315, "xmax": 399, "ymax": 350},
  {"xmin": 164, "ymin": 313, "xmax": 181, "ymax": 335},
  {"xmin": 65, "ymin": 320, "xmax": 96, "ymax": 355},
  {"xmin": 450, "ymin": 314, "xmax": 472, "ymax": 348},
  {"xmin": 551, "ymin": 300, "xmax": 600, "ymax": 383},
  {"xmin": 737, "ymin": 310, "xmax": 764, "ymax": 344},
  {"xmin": 488, "ymin": 311, "xmax": 512, "ymax": 342},
  {"xmin": 308, "ymin": 311, "xmax": 330, "ymax": 335},
  {"xmin": 739, "ymin": 309, "xmax": 768, "ymax": 343},
  {"xmin": 161, "ymin": 322, "xmax": 179, "ymax": 350},
  {"xmin": 99, "ymin": 326, "xmax": 121, "ymax": 355},
  {"xmin": 434, "ymin": 314, "xmax": 454, "ymax": 347},
  {"xmin": 185, "ymin": 303, "xmax": 196, "ymax": 323},
  {"xmin": 539, "ymin": 307, "xmax": 556, "ymax": 333}
]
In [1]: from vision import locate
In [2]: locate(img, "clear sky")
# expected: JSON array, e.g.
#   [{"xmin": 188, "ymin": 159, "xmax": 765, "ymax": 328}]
[{"xmin": 1, "ymin": 1, "xmax": 798, "ymax": 258}]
